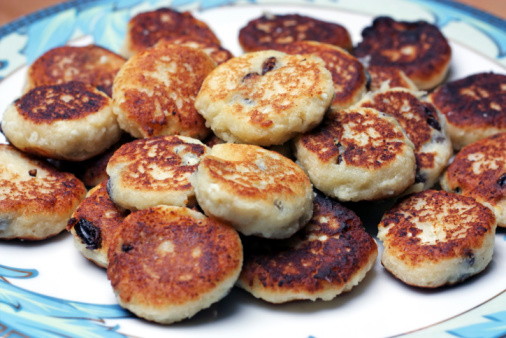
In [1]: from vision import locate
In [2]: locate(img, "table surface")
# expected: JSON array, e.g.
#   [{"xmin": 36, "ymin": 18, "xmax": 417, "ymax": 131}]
[{"xmin": 0, "ymin": 0, "xmax": 505, "ymax": 26}]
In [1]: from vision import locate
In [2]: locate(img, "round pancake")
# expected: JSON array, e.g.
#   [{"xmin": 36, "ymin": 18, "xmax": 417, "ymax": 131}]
[
  {"xmin": 367, "ymin": 65, "xmax": 418, "ymax": 92},
  {"xmin": 428, "ymin": 72, "xmax": 506, "ymax": 150},
  {"xmin": 353, "ymin": 16, "xmax": 451, "ymax": 90},
  {"xmin": 195, "ymin": 50, "xmax": 334, "ymax": 146},
  {"xmin": 0, "ymin": 144, "xmax": 86, "ymax": 240},
  {"xmin": 106, "ymin": 135, "xmax": 209, "ymax": 211},
  {"xmin": 121, "ymin": 7, "xmax": 220, "ymax": 58},
  {"xmin": 107, "ymin": 205, "xmax": 242, "ymax": 324},
  {"xmin": 237, "ymin": 191, "xmax": 377, "ymax": 303},
  {"xmin": 356, "ymin": 88, "xmax": 452, "ymax": 192},
  {"xmin": 377, "ymin": 189, "xmax": 496, "ymax": 288},
  {"xmin": 294, "ymin": 107, "xmax": 416, "ymax": 201},
  {"xmin": 2, "ymin": 81, "xmax": 122, "ymax": 161},
  {"xmin": 113, "ymin": 42, "xmax": 215, "ymax": 139},
  {"xmin": 239, "ymin": 13, "xmax": 352, "ymax": 52},
  {"xmin": 160, "ymin": 36, "xmax": 233, "ymax": 65},
  {"xmin": 269, "ymin": 41, "xmax": 367, "ymax": 110},
  {"xmin": 192, "ymin": 143, "xmax": 314, "ymax": 239},
  {"xmin": 440, "ymin": 132, "xmax": 506, "ymax": 228},
  {"xmin": 24, "ymin": 45, "xmax": 126, "ymax": 97},
  {"xmin": 67, "ymin": 180, "xmax": 129, "ymax": 268}
]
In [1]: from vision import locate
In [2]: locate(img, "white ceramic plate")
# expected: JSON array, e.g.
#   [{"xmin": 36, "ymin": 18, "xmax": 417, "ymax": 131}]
[{"xmin": 0, "ymin": 1, "xmax": 505, "ymax": 337}]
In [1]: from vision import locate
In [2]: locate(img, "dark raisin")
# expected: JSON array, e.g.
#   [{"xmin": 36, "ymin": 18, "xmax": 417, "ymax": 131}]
[
  {"xmin": 262, "ymin": 57, "xmax": 277, "ymax": 75},
  {"xmin": 464, "ymin": 249, "xmax": 475, "ymax": 266},
  {"xmin": 364, "ymin": 69, "xmax": 372, "ymax": 91},
  {"xmin": 122, "ymin": 244, "xmax": 134, "ymax": 253},
  {"xmin": 74, "ymin": 219, "xmax": 102, "ymax": 250},
  {"xmin": 415, "ymin": 172, "xmax": 425, "ymax": 184},
  {"xmin": 28, "ymin": 169, "xmax": 37, "ymax": 177},
  {"xmin": 498, "ymin": 174, "xmax": 506, "ymax": 188},
  {"xmin": 242, "ymin": 72, "xmax": 259, "ymax": 82},
  {"xmin": 424, "ymin": 106, "xmax": 441, "ymax": 131},
  {"xmin": 274, "ymin": 200, "xmax": 283, "ymax": 211},
  {"xmin": 454, "ymin": 187, "xmax": 462, "ymax": 194}
]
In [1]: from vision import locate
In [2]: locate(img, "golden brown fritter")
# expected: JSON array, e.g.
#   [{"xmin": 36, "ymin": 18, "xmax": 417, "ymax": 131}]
[
  {"xmin": 237, "ymin": 191, "xmax": 377, "ymax": 303},
  {"xmin": 113, "ymin": 42, "xmax": 215, "ymax": 139},
  {"xmin": 122, "ymin": 8, "xmax": 220, "ymax": 58},
  {"xmin": 294, "ymin": 107, "xmax": 416, "ymax": 201},
  {"xmin": 0, "ymin": 144, "xmax": 86, "ymax": 240},
  {"xmin": 353, "ymin": 16, "xmax": 451, "ymax": 90},
  {"xmin": 356, "ymin": 88, "xmax": 452, "ymax": 191},
  {"xmin": 107, "ymin": 206, "xmax": 242, "ymax": 324},
  {"xmin": 106, "ymin": 135, "xmax": 209, "ymax": 211},
  {"xmin": 429, "ymin": 72, "xmax": 506, "ymax": 150},
  {"xmin": 25, "ymin": 45, "xmax": 126, "ymax": 97},
  {"xmin": 239, "ymin": 13, "xmax": 352, "ymax": 52},
  {"xmin": 378, "ymin": 189, "xmax": 496, "ymax": 288},
  {"xmin": 269, "ymin": 41, "xmax": 366, "ymax": 110},
  {"xmin": 193, "ymin": 143, "xmax": 313, "ymax": 239},
  {"xmin": 440, "ymin": 132, "xmax": 506, "ymax": 227}
]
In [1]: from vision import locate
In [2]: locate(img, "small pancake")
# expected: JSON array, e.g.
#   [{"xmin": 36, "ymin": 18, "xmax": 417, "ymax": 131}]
[
  {"xmin": 113, "ymin": 42, "xmax": 215, "ymax": 139},
  {"xmin": 367, "ymin": 65, "xmax": 418, "ymax": 92},
  {"xmin": 121, "ymin": 7, "xmax": 220, "ymax": 58},
  {"xmin": 106, "ymin": 135, "xmax": 209, "ymax": 211},
  {"xmin": 0, "ymin": 144, "xmax": 86, "ymax": 240},
  {"xmin": 377, "ymin": 189, "xmax": 496, "ymax": 288},
  {"xmin": 160, "ymin": 36, "xmax": 233, "ymax": 65},
  {"xmin": 24, "ymin": 45, "xmax": 126, "ymax": 97},
  {"xmin": 270, "ymin": 41, "xmax": 367, "ymax": 110},
  {"xmin": 353, "ymin": 16, "xmax": 451, "ymax": 90},
  {"xmin": 195, "ymin": 50, "xmax": 334, "ymax": 146},
  {"xmin": 237, "ymin": 191, "xmax": 377, "ymax": 303},
  {"xmin": 2, "ymin": 81, "xmax": 121, "ymax": 161},
  {"xmin": 428, "ymin": 72, "xmax": 506, "ymax": 150},
  {"xmin": 67, "ymin": 180, "xmax": 129, "ymax": 268},
  {"xmin": 107, "ymin": 205, "xmax": 242, "ymax": 324},
  {"xmin": 239, "ymin": 13, "xmax": 352, "ymax": 52},
  {"xmin": 294, "ymin": 106, "xmax": 416, "ymax": 201},
  {"xmin": 356, "ymin": 88, "xmax": 452, "ymax": 192},
  {"xmin": 440, "ymin": 132, "xmax": 506, "ymax": 228},
  {"xmin": 192, "ymin": 143, "xmax": 314, "ymax": 239}
]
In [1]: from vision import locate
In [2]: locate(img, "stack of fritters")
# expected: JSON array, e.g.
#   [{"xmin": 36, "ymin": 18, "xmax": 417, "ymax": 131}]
[{"xmin": 1, "ymin": 5, "xmax": 505, "ymax": 327}]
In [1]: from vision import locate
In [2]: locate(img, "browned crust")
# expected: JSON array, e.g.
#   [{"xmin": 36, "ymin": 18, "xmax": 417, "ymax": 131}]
[
  {"xmin": 298, "ymin": 108, "xmax": 407, "ymax": 169},
  {"xmin": 115, "ymin": 43, "xmax": 214, "ymax": 139},
  {"xmin": 353, "ymin": 17, "xmax": 451, "ymax": 88},
  {"xmin": 160, "ymin": 36, "xmax": 233, "ymax": 65},
  {"xmin": 67, "ymin": 180, "xmax": 129, "ymax": 252},
  {"xmin": 239, "ymin": 14, "xmax": 352, "ymax": 52},
  {"xmin": 429, "ymin": 72, "xmax": 506, "ymax": 129},
  {"xmin": 15, "ymin": 81, "xmax": 109, "ymax": 123},
  {"xmin": 107, "ymin": 206, "xmax": 242, "ymax": 307},
  {"xmin": 239, "ymin": 191, "xmax": 377, "ymax": 297},
  {"xmin": 199, "ymin": 144, "xmax": 310, "ymax": 200},
  {"xmin": 444, "ymin": 132, "xmax": 506, "ymax": 207},
  {"xmin": 379, "ymin": 190, "xmax": 495, "ymax": 263},
  {"xmin": 0, "ymin": 144, "xmax": 86, "ymax": 240},
  {"xmin": 126, "ymin": 8, "xmax": 220, "ymax": 55},
  {"xmin": 358, "ymin": 91, "xmax": 444, "ymax": 175},
  {"xmin": 270, "ymin": 41, "xmax": 366, "ymax": 108},
  {"xmin": 26, "ymin": 45, "xmax": 125, "ymax": 97},
  {"xmin": 108, "ymin": 136, "xmax": 207, "ymax": 193},
  {"xmin": 366, "ymin": 65, "xmax": 416, "ymax": 91}
]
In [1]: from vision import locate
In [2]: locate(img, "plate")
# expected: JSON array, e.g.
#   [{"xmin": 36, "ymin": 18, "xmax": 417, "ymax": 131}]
[{"xmin": 0, "ymin": 1, "xmax": 505, "ymax": 337}]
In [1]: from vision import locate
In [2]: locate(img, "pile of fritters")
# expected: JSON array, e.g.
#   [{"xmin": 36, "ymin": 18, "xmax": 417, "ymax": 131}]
[{"xmin": 1, "ymin": 7, "xmax": 505, "ymax": 325}]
